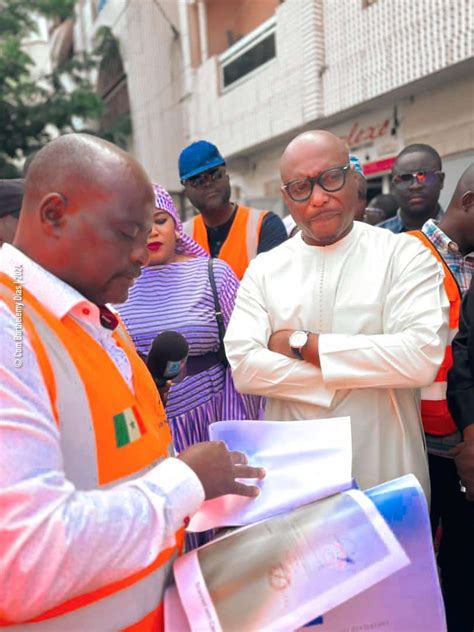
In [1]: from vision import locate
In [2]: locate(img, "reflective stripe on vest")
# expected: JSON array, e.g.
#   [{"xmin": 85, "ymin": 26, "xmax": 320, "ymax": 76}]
[
  {"xmin": 0, "ymin": 274, "xmax": 182, "ymax": 630},
  {"xmin": 4, "ymin": 557, "xmax": 179, "ymax": 631},
  {"xmin": 245, "ymin": 207, "xmax": 265, "ymax": 261},
  {"xmin": 408, "ymin": 231, "xmax": 461, "ymax": 436},
  {"xmin": 186, "ymin": 206, "xmax": 267, "ymax": 280}
]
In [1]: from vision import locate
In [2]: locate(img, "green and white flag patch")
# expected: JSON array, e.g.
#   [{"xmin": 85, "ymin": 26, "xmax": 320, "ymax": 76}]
[{"xmin": 113, "ymin": 406, "xmax": 146, "ymax": 448}]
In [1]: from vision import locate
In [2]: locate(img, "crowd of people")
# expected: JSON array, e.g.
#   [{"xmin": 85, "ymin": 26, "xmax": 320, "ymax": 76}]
[{"xmin": 0, "ymin": 128, "xmax": 473, "ymax": 631}]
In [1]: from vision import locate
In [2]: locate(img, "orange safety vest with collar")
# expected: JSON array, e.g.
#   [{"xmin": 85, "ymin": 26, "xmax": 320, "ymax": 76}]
[
  {"xmin": 408, "ymin": 231, "xmax": 461, "ymax": 436},
  {"xmin": 184, "ymin": 206, "xmax": 267, "ymax": 280},
  {"xmin": 0, "ymin": 273, "xmax": 184, "ymax": 631}
]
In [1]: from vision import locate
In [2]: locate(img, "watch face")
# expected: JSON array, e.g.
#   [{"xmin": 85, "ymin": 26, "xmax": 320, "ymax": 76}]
[{"xmin": 290, "ymin": 330, "xmax": 308, "ymax": 348}]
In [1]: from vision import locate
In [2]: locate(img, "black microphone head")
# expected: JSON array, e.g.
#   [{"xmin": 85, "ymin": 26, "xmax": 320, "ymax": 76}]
[{"xmin": 146, "ymin": 331, "xmax": 189, "ymax": 385}]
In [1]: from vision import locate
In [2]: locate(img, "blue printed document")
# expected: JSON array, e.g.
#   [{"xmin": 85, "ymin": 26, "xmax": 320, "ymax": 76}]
[{"xmin": 173, "ymin": 488, "xmax": 410, "ymax": 631}]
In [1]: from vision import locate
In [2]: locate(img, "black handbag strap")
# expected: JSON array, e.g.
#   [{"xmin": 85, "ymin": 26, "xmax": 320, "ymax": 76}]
[{"xmin": 208, "ymin": 258, "xmax": 229, "ymax": 367}]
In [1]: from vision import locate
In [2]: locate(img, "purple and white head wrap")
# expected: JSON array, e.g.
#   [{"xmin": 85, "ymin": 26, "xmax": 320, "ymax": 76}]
[{"xmin": 152, "ymin": 183, "xmax": 207, "ymax": 258}]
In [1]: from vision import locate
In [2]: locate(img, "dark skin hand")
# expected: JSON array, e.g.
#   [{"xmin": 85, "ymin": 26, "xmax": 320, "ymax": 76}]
[
  {"xmin": 268, "ymin": 329, "xmax": 321, "ymax": 367},
  {"xmin": 138, "ymin": 352, "xmax": 172, "ymax": 407},
  {"xmin": 156, "ymin": 380, "xmax": 172, "ymax": 407},
  {"xmin": 155, "ymin": 363, "xmax": 189, "ymax": 407},
  {"xmin": 449, "ymin": 424, "xmax": 474, "ymax": 501},
  {"xmin": 178, "ymin": 441, "xmax": 266, "ymax": 500}
]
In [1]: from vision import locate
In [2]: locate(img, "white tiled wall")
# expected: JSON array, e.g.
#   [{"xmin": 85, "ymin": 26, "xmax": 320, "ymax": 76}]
[
  {"xmin": 187, "ymin": 0, "xmax": 325, "ymax": 157},
  {"xmin": 323, "ymin": 0, "xmax": 473, "ymax": 115}
]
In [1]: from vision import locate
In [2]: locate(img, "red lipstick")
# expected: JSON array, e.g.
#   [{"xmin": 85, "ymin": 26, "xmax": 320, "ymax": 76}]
[{"xmin": 147, "ymin": 242, "xmax": 162, "ymax": 251}]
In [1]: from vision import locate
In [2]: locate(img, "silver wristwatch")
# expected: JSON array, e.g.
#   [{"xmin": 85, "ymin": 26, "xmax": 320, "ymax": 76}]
[{"xmin": 289, "ymin": 330, "xmax": 309, "ymax": 360}]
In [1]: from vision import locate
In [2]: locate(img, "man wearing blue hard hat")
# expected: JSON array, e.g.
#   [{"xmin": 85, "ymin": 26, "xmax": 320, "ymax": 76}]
[{"xmin": 179, "ymin": 140, "xmax": 287, "ymax": 280}]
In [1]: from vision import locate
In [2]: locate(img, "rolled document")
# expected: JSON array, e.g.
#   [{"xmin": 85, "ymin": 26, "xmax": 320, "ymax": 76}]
[{"xmin": 173, "ymin": 489, "xmax": 409, "ymax": 632}]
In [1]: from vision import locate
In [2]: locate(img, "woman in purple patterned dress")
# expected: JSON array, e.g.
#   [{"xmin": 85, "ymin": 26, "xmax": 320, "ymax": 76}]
[{"xmin": 116, "ymin": 184, "xmax": 262, "ymax": 454}]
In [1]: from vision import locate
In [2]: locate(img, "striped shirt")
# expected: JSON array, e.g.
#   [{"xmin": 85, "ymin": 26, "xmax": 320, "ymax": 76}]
[{"xmin": 116, "ymin": 258, "xmax": 262, "ymax": 452}]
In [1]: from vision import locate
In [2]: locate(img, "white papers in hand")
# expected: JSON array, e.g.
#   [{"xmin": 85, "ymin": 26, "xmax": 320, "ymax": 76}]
[{"xmin": 188, "ymin": 416, "xmax": 352, "ymax": 532}]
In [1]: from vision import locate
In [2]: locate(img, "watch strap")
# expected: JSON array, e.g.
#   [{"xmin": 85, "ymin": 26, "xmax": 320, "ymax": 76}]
[{"xmin": 291, "ymin": 347, "xmax": 304, "ymax": 360}]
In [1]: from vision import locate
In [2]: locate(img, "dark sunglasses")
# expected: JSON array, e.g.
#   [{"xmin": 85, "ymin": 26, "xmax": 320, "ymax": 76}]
[
  {"xmin": 184, "ymin": 167, "xmax": 226, "ymax": 189},
  {"xmin": 282, "ymin": 164, "xmax": 350, "ymax": 202},
  {"xmin": 391, "ymin": 170, "xmax": 443, "ymax": 190}
]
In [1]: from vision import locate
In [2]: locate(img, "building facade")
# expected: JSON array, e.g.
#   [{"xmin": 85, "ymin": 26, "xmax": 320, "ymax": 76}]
[{"xmin": 76, "ymin": 0, "xmax": 473, "ymax": 215}]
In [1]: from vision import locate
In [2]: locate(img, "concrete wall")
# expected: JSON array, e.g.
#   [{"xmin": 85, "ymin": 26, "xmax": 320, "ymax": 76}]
[
  {"xmin": 23, "ymin": 16, "xmax": 52, "ymax": 80},
  {"xmin": 89, "ymin": 0, "xmax": 186, "ymax": 191},
  {"xmin": 402, "ymin": 74, "xmax": 474, "ymax": 158}
]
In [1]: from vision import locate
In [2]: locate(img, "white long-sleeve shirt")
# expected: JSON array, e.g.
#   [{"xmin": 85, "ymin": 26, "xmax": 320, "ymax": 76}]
[
  {"xmin": 0, "ymin": 244, "xmax": 204, "ymax": 622},
  {"xmin": 225, "ymin": 221, "xmax": 450, "ymax": 497}
]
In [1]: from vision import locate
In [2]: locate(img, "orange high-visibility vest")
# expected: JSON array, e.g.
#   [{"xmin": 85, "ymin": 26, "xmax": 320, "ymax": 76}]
[
  {"xmin": 409, "ymin": 231, "xmax": 461, "ymax": 436},
  {"xmin": 185, "ymin": 206, "xmax": 267, "ymax": 280},
  {"xmin": 0, "ymin": 273, "xmax": 183, "ymax": 631}
]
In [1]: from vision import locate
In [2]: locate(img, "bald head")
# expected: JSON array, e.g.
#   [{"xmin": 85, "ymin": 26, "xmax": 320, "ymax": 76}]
[
  {"xmin": 15, "ymin": 133, "xmax": 155, "ymax": 305},
  {"xmin": 439, "ymin": 163, "xmax": 474, "ymax": 256},
  {"xmin": 23, "ymin": 134, "xmax": 150, "ymax": 214},
  {"xmin": 450, "ymin": 163, "xmax": 474, "ymax": 206},
  {"xmin": 280, "ymin": 131, "xmax": 349, "ymax": 182}
]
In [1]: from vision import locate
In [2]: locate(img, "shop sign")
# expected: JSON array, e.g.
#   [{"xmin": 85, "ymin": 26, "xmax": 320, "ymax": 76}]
[
  {"xmin": 331, "ymin": 109, "xmax": 404, "ymax": 175},
  {"xmin": 340, "ymin": 119, "xmax": 391, "ymax": 149}
]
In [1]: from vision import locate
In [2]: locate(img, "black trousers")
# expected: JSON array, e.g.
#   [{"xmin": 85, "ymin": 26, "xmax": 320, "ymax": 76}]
[{"xmin": 429, "ymin": 453, "xmax": 474, "ymax": 632}]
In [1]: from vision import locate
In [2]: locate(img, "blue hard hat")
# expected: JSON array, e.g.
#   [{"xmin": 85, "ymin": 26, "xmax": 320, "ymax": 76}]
[{"xmin": 179, "ymin": 141, "xmax": 225, "ymax": 181}]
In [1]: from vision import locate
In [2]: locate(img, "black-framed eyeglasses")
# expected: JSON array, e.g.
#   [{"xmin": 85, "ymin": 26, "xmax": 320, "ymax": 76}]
[
  {"xmin": 184, "ymin": 167, "xmax": 226, "ymax": 189},
  {"xmin": 282, "ymin": 164, "xmax": 351, "ymax": 202},
  {"xmin": 391, "ymin": 170, "xmax": 443, "ymax": 191}
]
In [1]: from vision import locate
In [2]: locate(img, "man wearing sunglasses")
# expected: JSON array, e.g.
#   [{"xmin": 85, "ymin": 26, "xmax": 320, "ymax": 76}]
[
  {"xmin": 225, "ymin": 129, "xmax": 449, "ymax": 501},
  {"xmin": 179, "ymin": 141, "xmax": 287, "ymax": 280},
  {"xmin": 412, "ymin": 163, "xmax": 474, "ymax": 632},
  {"xmin": 378, "ymin": 144, "xmax": 445, "ymax": 233}
]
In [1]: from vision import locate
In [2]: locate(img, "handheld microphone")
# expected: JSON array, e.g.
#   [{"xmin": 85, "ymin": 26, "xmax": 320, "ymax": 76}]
[{"xmin": 146, "ymin": 331, "xmax": 189, "ymax": 387}]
